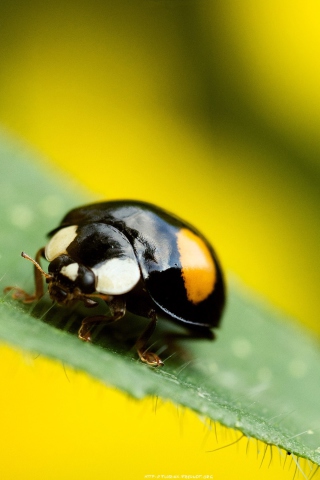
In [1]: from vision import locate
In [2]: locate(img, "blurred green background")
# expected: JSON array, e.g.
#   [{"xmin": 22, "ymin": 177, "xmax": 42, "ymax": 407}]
[{"xmin": 0, "ymin": 1, "xmax": 319, "ymax": 479}]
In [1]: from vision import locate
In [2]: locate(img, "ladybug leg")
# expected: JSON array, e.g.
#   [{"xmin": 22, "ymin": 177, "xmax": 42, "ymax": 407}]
[
  {"xmin": 4, "ymin": 248, "xmax": 46, "ymax": 303},
  {"xmin": 135, "ymin": 310, "xmax": 164, "ymax": 367},
  {"xmin": 78, "ymin": 296, "xmax": 126, "ymax": 342}
]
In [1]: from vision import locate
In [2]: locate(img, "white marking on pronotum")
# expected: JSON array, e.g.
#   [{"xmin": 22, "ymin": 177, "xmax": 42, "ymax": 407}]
[
  {"xmin": 60, "ymin": 263, "xmax": 79, "ymax": 281},
  {"xmin": 92, "ymin": 257, "xmax": 140, "ymax": 295},
  {"xmin": 45, "ymin": 225, "xmax": 78, "ymax": 261}
]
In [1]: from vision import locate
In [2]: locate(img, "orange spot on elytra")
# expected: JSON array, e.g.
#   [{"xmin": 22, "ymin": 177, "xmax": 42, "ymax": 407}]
[{"xmin": 176, "ymin": 228, "xmax": 216, "ymax": 304}]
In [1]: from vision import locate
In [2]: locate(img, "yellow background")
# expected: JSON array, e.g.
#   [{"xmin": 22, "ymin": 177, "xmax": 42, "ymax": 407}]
[{"xmin": 0, "ymin": 1, "xmax": 319, "ymax": 479}]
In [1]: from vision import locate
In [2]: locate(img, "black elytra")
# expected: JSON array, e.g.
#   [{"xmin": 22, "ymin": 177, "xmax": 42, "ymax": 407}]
[{"xmin": 5, "ymin": 200, "xmax": 225, "ymax": 366}]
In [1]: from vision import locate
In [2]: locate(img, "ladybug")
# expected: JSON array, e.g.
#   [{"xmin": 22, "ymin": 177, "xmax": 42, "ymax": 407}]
[{"xmin": 5, "ymin": 201, "xmax": 225, "ymax": 366}]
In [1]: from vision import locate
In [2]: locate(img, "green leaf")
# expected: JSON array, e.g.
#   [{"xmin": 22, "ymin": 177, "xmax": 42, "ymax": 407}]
[{"xmin": 1, "ymin": 132, "xmax": 320, "ymax": 468}]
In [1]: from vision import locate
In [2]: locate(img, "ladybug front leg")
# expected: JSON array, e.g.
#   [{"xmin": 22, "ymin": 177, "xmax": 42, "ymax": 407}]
[
  {"xmin": 4, "ymin": 248, "xmax": 46, "ymax": 303},
  {"xmin": 135, "ymin": 310, "xmax": 164, "ymax": 367},
  {"xmin": 78, "ymin": 296, "xmax": 126, "ymax": 342}
]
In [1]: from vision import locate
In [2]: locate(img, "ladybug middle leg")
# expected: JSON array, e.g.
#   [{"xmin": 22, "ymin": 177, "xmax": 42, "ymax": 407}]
[{"xmin": 78, "ymin": 296, "xmax": 126, "ymax": 342}]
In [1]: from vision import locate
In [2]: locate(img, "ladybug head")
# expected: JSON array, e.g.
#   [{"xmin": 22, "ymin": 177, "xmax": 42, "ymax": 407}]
[
  {"xmin": 21, "ymin": 252, "xmax": 111, "ymax": 307},
  {"xmin": 47, "ymin": 254, "xmax": 97, "ymax": 306}
]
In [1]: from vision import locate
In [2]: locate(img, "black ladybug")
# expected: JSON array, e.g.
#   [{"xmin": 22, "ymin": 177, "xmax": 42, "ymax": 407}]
[{"xmin": 6, "ymin": 201, "xmax": 225, "ymax": 365}]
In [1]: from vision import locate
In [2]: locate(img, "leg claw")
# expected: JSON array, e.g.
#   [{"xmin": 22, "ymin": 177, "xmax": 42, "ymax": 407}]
[
  {"xmin": 138, "ymin": 350, "xmax": 164, "ymax": 367},
  {"xmin": 78, "ymin": 327, "xmax": 92, "ymax": 342}
]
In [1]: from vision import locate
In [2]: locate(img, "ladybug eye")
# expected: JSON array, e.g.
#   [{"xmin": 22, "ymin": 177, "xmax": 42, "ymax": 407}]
[{"xmin": 76, "ymin": 267, "xmax": 95, "ymax": 293}]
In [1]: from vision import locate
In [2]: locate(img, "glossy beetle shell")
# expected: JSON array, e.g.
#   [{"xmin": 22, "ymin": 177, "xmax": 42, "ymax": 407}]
[{"xmin": 48, "ymin": 200, "xmax": 225, "ymax": 330}]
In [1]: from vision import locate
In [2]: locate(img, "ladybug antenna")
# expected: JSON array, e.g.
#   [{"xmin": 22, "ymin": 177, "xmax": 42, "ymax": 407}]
[{"xmin": 21, "ymin": 252, "xmax": 52, "ymax": 280}]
